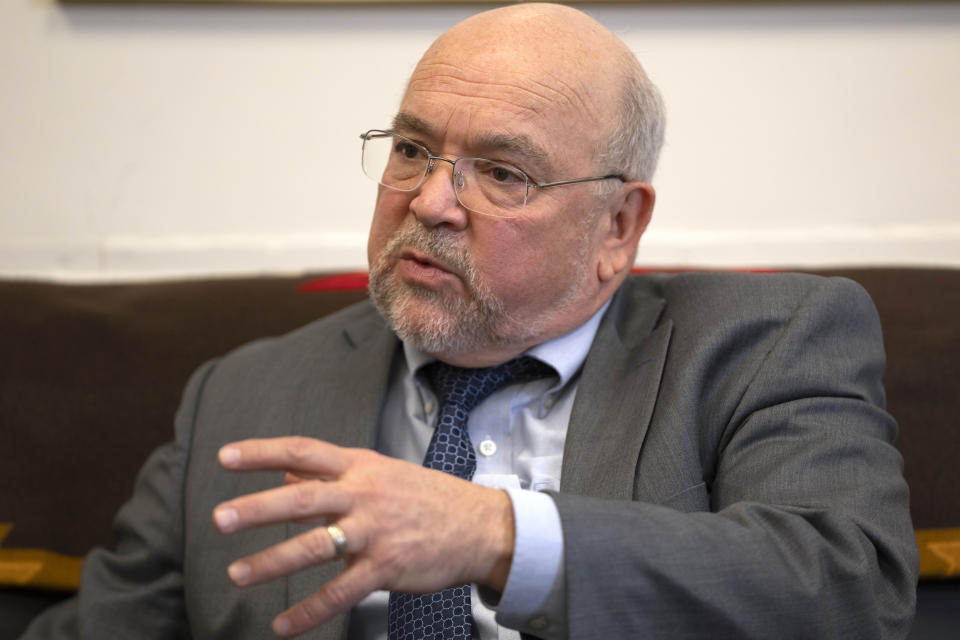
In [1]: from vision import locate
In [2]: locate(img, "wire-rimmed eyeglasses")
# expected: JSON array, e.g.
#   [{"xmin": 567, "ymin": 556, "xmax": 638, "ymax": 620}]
[{"xmin": 360, "ymin": 129, "xmax": 624, "ymax": 219}]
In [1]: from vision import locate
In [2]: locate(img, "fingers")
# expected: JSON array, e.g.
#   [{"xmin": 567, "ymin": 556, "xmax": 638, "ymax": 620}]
[
  {"xmin": 272, "ymin": 557, "xmax": 383, "ymax": 637},
  {"xmin": 213, "ymin": 479, "xmax": 353, "ymax": 534},
  {"xmin": 226, "ymin": 519, "xmax": 364, "ymax": 588},
  {"xmin": 215, "ymin": 439, "xmax": 507, "ymax": 636},
  {"xmin": 218, "ymin": 436, "xmax": 349, "ymax": 477},
  {"xmin": 284, "ymin": 472, "xmax": 306, "ymax": 485},
  {"xmin": 216, "ymin": 437, "xmax": 387, "ymax": 636}
]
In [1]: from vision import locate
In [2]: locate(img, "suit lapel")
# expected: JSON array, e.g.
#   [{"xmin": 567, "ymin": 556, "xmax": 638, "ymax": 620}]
[
  {"xmin": 560, "ymin": 279, "xmax": 671, "ymax": 500},
  {"xmin": 286, "ymin": 304, "xmax": 399, "ymax": 639},
  {"xmin": 302, "ymin": 304, "xmax": 398, "ymax": 450}
]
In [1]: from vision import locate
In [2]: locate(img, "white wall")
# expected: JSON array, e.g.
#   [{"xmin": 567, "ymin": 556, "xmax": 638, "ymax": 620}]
[{"xmin": 2, "ymin": 1, "xmax": 958, "ymax": 281}]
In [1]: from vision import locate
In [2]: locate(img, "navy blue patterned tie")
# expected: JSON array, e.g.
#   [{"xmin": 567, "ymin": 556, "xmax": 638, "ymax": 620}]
[{"xmin": 387, "ymin": 356, "xmax": 554, "ymax": 640}]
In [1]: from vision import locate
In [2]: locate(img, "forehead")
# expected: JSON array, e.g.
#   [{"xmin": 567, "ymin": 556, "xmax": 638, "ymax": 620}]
[{"xmin": 397, "ymin": 55, "xmax": 611, "ymax": 175}]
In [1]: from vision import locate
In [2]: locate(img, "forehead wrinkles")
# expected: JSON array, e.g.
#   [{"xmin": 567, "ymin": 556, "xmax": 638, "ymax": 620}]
[{"xmin": 407, "ymin": 60, "xmax": 596, "ymax": 123}]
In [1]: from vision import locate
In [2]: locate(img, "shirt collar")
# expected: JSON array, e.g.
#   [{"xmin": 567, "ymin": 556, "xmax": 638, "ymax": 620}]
[{"xmin": 402, "ymin": 298, "xmax": 611, "ymax": 390}]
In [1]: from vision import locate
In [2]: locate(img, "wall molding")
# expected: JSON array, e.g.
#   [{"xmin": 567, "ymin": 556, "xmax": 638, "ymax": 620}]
[{"xmin": 2, "ymin": 225, "xmax": 958, "ymax": 282}]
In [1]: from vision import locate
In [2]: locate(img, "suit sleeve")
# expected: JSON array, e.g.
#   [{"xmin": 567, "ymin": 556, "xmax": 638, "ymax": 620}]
[
  {"xmin": 19, "ymin": 360, "xmax": 218, "ymax": 640},
  {"xmin": 552, "ymin": 277, "xmax": 918, "ymax": 639}
]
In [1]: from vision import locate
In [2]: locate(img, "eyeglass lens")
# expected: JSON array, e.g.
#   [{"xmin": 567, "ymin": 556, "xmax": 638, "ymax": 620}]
[{"xmin": 361, "ymin": 132, "xmax": 528, "ymax": 218}]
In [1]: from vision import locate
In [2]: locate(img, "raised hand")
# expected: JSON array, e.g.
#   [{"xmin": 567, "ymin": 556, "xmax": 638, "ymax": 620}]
[{"xmin": 212, "ymin": 436, "xmax": 515, "ymax": 637}]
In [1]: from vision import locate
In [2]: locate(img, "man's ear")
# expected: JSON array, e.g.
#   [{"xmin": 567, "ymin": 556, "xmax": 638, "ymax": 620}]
[{"xmin": 597, "ymin": 182, "xmax": 655, "ymax": 283}]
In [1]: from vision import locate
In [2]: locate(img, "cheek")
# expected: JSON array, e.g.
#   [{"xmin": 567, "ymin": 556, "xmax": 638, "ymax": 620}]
[
  {"xmin": 367, "ymin": 190, "xmax": 413, "ymax": 264},
  {"xmin": 472, "ymin": 223, "xmax": 557, "ymax": 301},
  {"xmin": 489, "ymin": 216, "xmax": 595, "ymax": 299}
]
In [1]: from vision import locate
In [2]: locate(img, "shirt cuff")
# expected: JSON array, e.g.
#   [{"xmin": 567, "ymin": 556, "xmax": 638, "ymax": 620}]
[{"xmin": 491, "ymin": 487, "xmax": 567, "ymax": 638}]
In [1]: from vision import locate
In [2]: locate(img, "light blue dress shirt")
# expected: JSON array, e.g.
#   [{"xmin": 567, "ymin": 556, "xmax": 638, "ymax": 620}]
[{"xmin": 348, "ymin": 302, "xmax": 609, "ymax": 640}]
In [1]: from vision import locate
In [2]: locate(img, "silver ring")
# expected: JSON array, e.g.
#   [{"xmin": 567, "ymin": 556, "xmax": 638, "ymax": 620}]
[{"xmin": 326, "ymin": 524, "xmax": 348, "ymax": 559}]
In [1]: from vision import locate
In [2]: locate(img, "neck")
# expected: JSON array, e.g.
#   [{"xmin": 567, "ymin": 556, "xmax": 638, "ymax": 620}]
[{"xmin": 429, "ymin": 289, "xmax": 618, "ymax": 368}]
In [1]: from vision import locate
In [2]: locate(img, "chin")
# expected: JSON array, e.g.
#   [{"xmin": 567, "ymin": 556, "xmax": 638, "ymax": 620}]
[{"xmin": 369, "ymin": 269, "xmax": 523, "ymax": 356}]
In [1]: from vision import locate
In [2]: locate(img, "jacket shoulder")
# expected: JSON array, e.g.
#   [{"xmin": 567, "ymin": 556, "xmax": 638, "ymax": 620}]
[
  {"xmin": 217, "ymin": 298, "xmax": 387, "ymax": 369},
  {"xmin": 622, "ymin": 271, "xmax": 876, "ymax": 330}
]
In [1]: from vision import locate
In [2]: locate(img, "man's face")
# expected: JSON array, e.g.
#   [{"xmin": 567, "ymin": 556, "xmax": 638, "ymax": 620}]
[{"xmin": 367, "ymin": 37, "xmax": 619, "ymax": 366}]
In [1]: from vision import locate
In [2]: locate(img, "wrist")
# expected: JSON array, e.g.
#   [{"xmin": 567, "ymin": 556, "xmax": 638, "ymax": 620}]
[{"xmin": 474, "ymin": 488, "xmax": 516, "ymax": 592}]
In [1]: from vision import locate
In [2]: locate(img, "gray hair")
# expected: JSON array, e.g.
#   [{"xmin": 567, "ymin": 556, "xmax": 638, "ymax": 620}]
[{"xmin": 599, "ymin": 58, "xmax": 666, "ymax": 186}]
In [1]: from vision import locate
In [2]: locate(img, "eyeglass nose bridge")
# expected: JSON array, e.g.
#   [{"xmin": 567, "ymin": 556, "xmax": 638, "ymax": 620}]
[
  {"xmin": 424, "ymin": 155, "xmax": 467, "ymax": 196},
  {"xmin": 425, "ymin": 154, "xmax": 456, "ymax": 175}
]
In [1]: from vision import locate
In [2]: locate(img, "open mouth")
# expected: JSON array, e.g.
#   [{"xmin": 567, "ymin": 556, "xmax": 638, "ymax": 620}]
[
  {"xmin": 396, "ymin": 248, "xmax": 460, "ymax": 287},
  {"xmin": 401, "ymin": 249, "xmax": 449, "ymax": 273}
]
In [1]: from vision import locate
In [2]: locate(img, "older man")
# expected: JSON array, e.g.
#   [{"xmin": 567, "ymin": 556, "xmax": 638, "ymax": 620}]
[{"xmin": 23, "ymin": 4, "xmax": 916, "ymax": 640}]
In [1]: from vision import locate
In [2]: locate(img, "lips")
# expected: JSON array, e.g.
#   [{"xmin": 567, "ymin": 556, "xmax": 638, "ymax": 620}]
[
  {"xmin": 402, "ymin": 248, "xmax": 455, "ymax": 273},
  {"xmin": 396, "ymin": 248, "xmax": 458, "ymax": 286}
]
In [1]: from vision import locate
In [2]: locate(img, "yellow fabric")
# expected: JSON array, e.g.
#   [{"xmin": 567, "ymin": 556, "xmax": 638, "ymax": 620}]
[
  {"xmin": 0, "ymin": 549, "xmax": 84, "ymax": 590},
  {"xmin": 916, "ymin": 527, "xmax": 960, "ymax": 579},
  {"xmin": 3, "ymin": 527, "xmax": 959, "ymax": 590},
  {"xmin": 0, "ymin": 523, "xmax": 83, "ymax": 591}
]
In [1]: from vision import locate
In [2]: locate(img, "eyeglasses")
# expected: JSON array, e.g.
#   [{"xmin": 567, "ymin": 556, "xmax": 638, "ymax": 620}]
[{"xmin": 360, "ymin": 129, "xmax": 624, "ymax": 219}]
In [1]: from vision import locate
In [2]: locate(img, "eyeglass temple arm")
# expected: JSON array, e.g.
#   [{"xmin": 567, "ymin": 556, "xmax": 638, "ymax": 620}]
[{"xmin": 535, "ymin": 174, "xmax": 626, "ymax": 190}]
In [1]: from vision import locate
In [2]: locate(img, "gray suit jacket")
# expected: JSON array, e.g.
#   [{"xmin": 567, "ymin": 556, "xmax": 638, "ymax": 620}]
[{"xmin": 23, "ymin": 273, "xmax": 918, "ymax": 639}]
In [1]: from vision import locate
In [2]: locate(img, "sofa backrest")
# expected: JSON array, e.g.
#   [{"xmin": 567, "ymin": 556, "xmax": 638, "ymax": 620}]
[{"xmin": 1, "ymin": 268, "xmax": 957, "ymax": 589}]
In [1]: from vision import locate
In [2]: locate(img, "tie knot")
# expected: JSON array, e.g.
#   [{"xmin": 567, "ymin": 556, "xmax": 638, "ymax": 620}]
[{"xmin": 425, "ymin": 356, "xmax": 555, "ymax": 414}]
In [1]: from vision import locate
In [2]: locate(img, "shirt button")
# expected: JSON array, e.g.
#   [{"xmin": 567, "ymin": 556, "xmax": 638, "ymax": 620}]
[
  {"xmin": 424, "ymin": 398, "xmax": 435, "ymax": 414},
  {"xmin": 529, "ymin": 615, "xmax": 549, "ymax": 630},
  {"xmin": 478, "ymin": 439, "xmax": 497, "ymax": 457},
  {"xmin": 543, "ymin": 395, "xmax": 556, "ymax": 411}
]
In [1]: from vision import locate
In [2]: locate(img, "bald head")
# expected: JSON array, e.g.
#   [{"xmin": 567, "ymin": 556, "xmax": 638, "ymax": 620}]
[
  {"xmin": 407, "ymin": 3, "xmax": 664, "ymax": 183},
  {"xmin": 428, "ymin": 3, "xmax": 632, "ymax": 74}
]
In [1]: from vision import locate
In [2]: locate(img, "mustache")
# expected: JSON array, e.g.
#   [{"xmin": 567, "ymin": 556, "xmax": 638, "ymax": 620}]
[{"xmin": 381, "ymin": 223, "xmax": 475, "ymax": 282}]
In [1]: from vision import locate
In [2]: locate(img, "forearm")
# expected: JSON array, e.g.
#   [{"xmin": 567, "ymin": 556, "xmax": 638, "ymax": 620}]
[{"xmin": 555, "ymin": 490, "xmax": 915, "ymax": 639}]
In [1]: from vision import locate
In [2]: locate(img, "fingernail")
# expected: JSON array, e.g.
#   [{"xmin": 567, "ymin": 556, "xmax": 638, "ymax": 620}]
[
  {"xmin": 273, "ymin": 616, "xmax": 292, "ymax": 636},
  {"xmin": 214, "ymin": 507, "xmax": 238, "ymax": 532},
  {"xmin": 228, "ymin": 561, "xmax": 250, "ymax": 584},
  {"xmin": 219, "ymin": 446, "xmax": 241, "ymax": 466}
]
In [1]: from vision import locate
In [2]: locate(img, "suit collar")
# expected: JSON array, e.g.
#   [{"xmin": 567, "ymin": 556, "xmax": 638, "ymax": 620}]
[
  {"xmin": 560, "ymin": 277, "xmax": 671, "ymax": 499},
  {"xmin": 318, "ymin": 303, "xmax": 398, "ymax": 449}
]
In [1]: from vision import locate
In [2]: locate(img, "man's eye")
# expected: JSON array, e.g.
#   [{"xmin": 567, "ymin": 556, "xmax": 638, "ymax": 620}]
[
  {"xmin": 394, "ymin": 142, "xmax": 423, "ymax": 159},
  {"xmin": 488, "ymin": 164, "xmax": 525, "ymax": 184}
]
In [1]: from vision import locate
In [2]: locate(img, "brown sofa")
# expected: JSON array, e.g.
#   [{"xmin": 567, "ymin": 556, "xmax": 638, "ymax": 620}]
[{"xmin": 1, "ymin": 268, "xmax": 957, "ymax": 638}]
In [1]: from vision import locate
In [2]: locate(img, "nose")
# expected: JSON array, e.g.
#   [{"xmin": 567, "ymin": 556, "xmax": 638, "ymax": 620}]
[{"xmin": 409, "ymin": 157, "xmax": 469, "ymax": 231}]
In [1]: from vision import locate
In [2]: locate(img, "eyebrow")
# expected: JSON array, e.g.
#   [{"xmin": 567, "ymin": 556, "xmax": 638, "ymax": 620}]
[
  {"xmin": 473, "ymin": 132, "xmax": 550, "ymax": 173},
  {"xmin": 391, "ymin": 112, "xmax": 435, "ymax": 139},
  {"xmin": 391, "ymin": 111, "xmax": 552, "ymax": 177}
]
